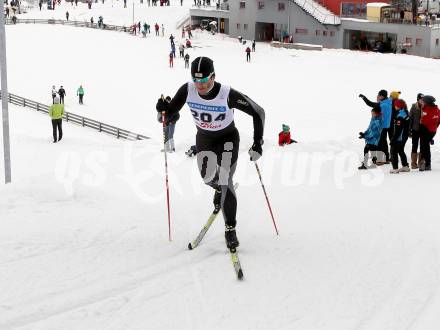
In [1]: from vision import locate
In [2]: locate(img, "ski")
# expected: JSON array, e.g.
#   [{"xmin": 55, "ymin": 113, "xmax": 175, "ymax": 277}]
[
  {"xmin": 188, "ymin": 183, "xmax": 239, "ymax": 250},
  {"xmin": 188, "ymin": 206, "xmax": 221, "ymax": 250},
  {"xmin": 230, "ymin": 248, "xmax": 244, "ymax": 280}
]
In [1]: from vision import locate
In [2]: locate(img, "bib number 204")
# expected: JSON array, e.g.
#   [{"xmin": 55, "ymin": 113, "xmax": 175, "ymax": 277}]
[{"xmin": 191, "ymin": 110, "xmax": 226, "ymax": 123}]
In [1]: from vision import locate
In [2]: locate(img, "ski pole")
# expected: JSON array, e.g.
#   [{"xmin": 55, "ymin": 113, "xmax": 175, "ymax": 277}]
[
  {"xmin": 254, "ymin": 162, "xmax": 279, "ymax": 235},
  {"xmin": 161, "ymin": 95, "xmax": 172, "ymax": 241}
]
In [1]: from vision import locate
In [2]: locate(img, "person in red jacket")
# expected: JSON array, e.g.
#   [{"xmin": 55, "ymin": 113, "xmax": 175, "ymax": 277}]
[
  {"xmin": 246, "ymin": 46, "xmax": 251, "ymax": 62},
  {"xmin": 278, "ymin": 124, "xmax": 297, "ymax": 146},
  {"xmin": 419, "ymin": 95, "xmax": 440, "ymax": 171},
  {"xmin": 169, "ymin": 51, "xmax": 174, "ymax": 68}
]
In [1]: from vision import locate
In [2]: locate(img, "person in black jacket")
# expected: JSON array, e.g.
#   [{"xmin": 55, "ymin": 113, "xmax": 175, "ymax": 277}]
[
  {"xmin": 156, "ymin": 56, "xmax": 265, "ymax": 250},
  {"xmin": 389, "ymin": 99, "xmax": 410, "ymax": 173},
  {"xmin": 157, "ymin": 96, "xmax": 179, "ymax": 152},
  {"xmin": 58, "ymin": 86, "xmax": 66, "ymax": 104}
]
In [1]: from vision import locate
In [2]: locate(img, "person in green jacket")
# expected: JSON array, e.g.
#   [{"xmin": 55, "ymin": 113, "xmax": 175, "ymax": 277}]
[
  {"xmin": 77, "ymin": 85, "xmax": 85, "ymax": 104},
  {"xmin": 49, "ymin": 96, "xmax": 65, "ymax": 142}
]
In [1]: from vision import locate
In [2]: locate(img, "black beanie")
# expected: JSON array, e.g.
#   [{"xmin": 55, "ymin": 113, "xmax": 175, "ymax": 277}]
[
  {"xmin": 378, "ymin": 89, "xmax": 388, "ymax": 98},
  {"xmin": 417, "ymin": 93, "xmax": 424, "ymax": 101},
  {"xmin": 422, "ymin": 95, "xmax": 436, "ymax": 105},
  {"xmin": 191, "ymin": 57, "xmax": 214, "ymax": 80}
]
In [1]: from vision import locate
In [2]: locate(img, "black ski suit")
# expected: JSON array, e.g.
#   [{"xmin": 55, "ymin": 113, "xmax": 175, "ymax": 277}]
[{"xmin": 158, "ymin": 82, "xmax": 265, "ymax": 227}]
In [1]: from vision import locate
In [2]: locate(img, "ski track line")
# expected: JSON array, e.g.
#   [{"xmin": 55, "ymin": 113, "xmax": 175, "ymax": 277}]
[
  {"xmin": 0, "ymin": 249, "xmax": 218, "ymax": 330},
  {"xmin": 0, "ymin": 227, "xmax": 137, "ymax": 267}
]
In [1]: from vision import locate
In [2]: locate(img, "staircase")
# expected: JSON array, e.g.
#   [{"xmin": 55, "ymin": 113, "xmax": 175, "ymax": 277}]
[{"xmin": 291, "ymin": 0, "xmax": 341, "ymax": 25}]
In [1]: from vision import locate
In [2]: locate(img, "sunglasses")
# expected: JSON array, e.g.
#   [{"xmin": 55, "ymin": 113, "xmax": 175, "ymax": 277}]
[{"xmin": 192, "ymin": 73, "xmax": 213, "ymax": 83}]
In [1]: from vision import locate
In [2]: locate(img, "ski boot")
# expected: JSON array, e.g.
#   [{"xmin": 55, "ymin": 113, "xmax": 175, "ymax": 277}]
[
  {"xmin": 225, "ymin": 225, "xmax": 239, "ymax": 250},
  {"xmin": 213, "ymin": 187, "xmax": 222, "ymax": 212}
]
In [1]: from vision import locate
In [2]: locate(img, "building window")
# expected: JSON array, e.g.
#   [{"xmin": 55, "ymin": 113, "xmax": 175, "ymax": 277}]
[
  {"xmin": 295, "ymin": 28, "xmax": 308, "ymax": 34},
  {"xmin": 416, "ymin": 38, "xmax": 422, "ymax": 46},
  {"xmin": 323, "ymin": 30, "xmax": 328, "ymax": 36},
  {"xmin": 239, "ymin": 1, "xmax": 245, "ymax": 8},
  {"xmin": 244, "ymin": 24, "xmax": 248, "ymax": 31},
  {"xmin": 237, "ymin": 23, "xmax": 241, "ymax": 29},
  {"xmin": 258, "ymin": 1, "xmax": 264, "ymax": 9},
  {"xmin": 436, "ymin": 38, "xmax": 439, "ymax": 46},
  {"xmin": 278, "ymin": 2, "xmax": 285, "ymax": 10},
  {"xmin": 341, "ymin": 2, "xmax": 367, "ymax": 17},
  {"xmin": 330, "ymin": 31, "xmax": 335, "ymax": 37},
  {"xmin": 316, "ymin": 30, "xmax": 320, "ymax": 36},
  {"xmin": 405, "ymin": 37, "xmax": 412, "ymax": 44}
]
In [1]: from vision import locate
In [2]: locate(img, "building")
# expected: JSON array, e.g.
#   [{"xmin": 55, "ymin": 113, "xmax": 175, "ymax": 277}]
[{"xmin": 189, "ymin": 0, "xmax": 440, "ymax": 58}]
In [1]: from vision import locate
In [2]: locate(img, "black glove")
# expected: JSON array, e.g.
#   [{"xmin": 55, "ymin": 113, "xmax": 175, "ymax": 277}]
[
  {"xmin": 430, "ymin": 139, "xmax": 435, "ymax": 145},
  {"xmin": 358, "ymin": 132, "xmax": 365, "ymax": 139},
  {"xmin": 156, "ymin": 96, "xmax": 169, "ymax": 113},
  {"xmin": 248, "ymin": 141, "xmax": 263, "ymax": 162},
  {"xmin": 358, "ymin": 94, "xmax": 365, "ymax": 98},
  {"xmin": 290, "ymin": 139, "xmax": 298, "ymax": 144}
]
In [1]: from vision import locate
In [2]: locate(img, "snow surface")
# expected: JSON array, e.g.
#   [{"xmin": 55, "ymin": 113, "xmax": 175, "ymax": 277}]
[{"xmin": 1, "ymin": 1, "xmax": 440, "ymax": 329}]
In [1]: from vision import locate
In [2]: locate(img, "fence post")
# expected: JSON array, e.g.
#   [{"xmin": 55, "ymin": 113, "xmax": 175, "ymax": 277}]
[
  {"xmin": 23, "ymin": 99, "xmax": 26, "ymax": 107},
  {"xmin": 66, "ymin": 113, "xmax": 69, "ymax": 121},
  {"xmin": 82, "ymin": 117, "xmax": 85, "ymax": 126},
  {"xmin": 117, "ymin": 128, "xmax": 120, "ymax": 139},
  {"xmin": 36, "ymin": 103, "xmax": 39, "ymax": 111},
  {"xmin": 99, "ymin": 122, "xmax": 102, "ymax": 132}
]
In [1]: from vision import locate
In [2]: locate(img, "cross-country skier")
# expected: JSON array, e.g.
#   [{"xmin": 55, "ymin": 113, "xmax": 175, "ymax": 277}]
[{"xmin": 155, "ymin": 56, "xmax": 265, "ymax": 250}]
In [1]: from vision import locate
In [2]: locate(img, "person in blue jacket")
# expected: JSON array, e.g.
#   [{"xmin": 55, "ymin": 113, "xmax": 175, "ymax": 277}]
[
  {"xmin": 359, "ymin": 90, "xmax": 392, "ymax": 164},
  {"xmin": 358, "ymin": 105, "xmax": 383, "ymax": 170}
]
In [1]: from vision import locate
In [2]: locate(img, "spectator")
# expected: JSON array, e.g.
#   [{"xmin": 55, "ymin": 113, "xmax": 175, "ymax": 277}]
[
  {"xmin": 184, "ymin": 53, "xmax": 190, "ymax": 68},
  {"xmin": 278, "ymin": 124, "xmax": 297, "ymax": 146},
  {"xmin": 246, "ymin": 46, "xmax": 251, "ymax": 62},
  {"xmin": 58, "ymin": 85, "xmax": 66, "ymax": 104},
  {"xmin": 169, "ymin": 51, "xmax": 174, "ymax": 67},
  {"xmin": 389, "ymin": 99, "xmax": 410, "ymax": 173},
  {"xmin": 77, "ymin": 85, "xmax": 85, "ymax": 104},
  {"xmin": 186, "ymin": 39, "xmax": 192, "ymax": 48},
  {"xmin": 157, "ymin": 96, "xmax": 179, "ymax": 152},
  {"xmin": 187, "ymin": 25, "xmax": 193, "ymax": 39},
  {"xmin": 419, "ymin": 95, "xmax": 440, "ymax": 171},
  {"xmin": 409, "ymin": 93, "xmax": 423, "ymax": 168},
  {"xmin": 49, "ymin": 96, "xmax": 64, "ymax": 143},
  {"xmin": 359, "ymin": 90, "xmax": 393, "ymax": 164},
  {"xmin": 169, "ymin": 34, "xmax": 175, "ymax": 46},
  {"xmin": 252, "ymin": 39, "xmax": 256, "ymax": 52},
  {"xmin": 155, "ymin": 23, "xmax": 159, "ymax": 36},
  {"xmin": 66, "ymin": 11, "xmax": 69, "ymax": 21},
  {"xmin": 51, "ymin": 85, "xmax": 57, "ymax": 104},
  {"xmin": 171, "ymin": 43, "xmax": 176, "ymax": 58},
  {"xmin": 161, "ymin": 24, "xmax": 165, "ymax": 37},
  {"xmin": 179, "ymin": 43, "xmax": 185, "ymax": 57},
  {"xmin": 358, "ymin": 106, "xmax": 383, "ymax": 169}
]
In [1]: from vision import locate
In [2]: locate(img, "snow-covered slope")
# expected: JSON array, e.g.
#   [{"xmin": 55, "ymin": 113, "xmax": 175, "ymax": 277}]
[{"xmin": 1, "ymin": 1, "xmax": 440, "ymax": 329}]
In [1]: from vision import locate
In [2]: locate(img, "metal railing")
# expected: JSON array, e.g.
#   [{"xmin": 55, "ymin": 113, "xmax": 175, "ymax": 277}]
[
  {"xmin": 4, "ymin": 18, "xmax": 135, "ymax": 33},
  {"xmin": 0, "ymin": 92, "xmax": 149, "ymax": 141},
  {"xmin": 292, "ymin": 0, "xmax": 341, "ymax": 25}
]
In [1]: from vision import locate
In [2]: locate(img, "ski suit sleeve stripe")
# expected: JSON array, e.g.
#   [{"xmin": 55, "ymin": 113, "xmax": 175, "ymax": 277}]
[
  {"xmin": 166, "ymin": 83, "xmax": 189, "ymax": 116},
  {"xmin": 228, "ymin": 88, "xmax": 265, "ymax": 144}
]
